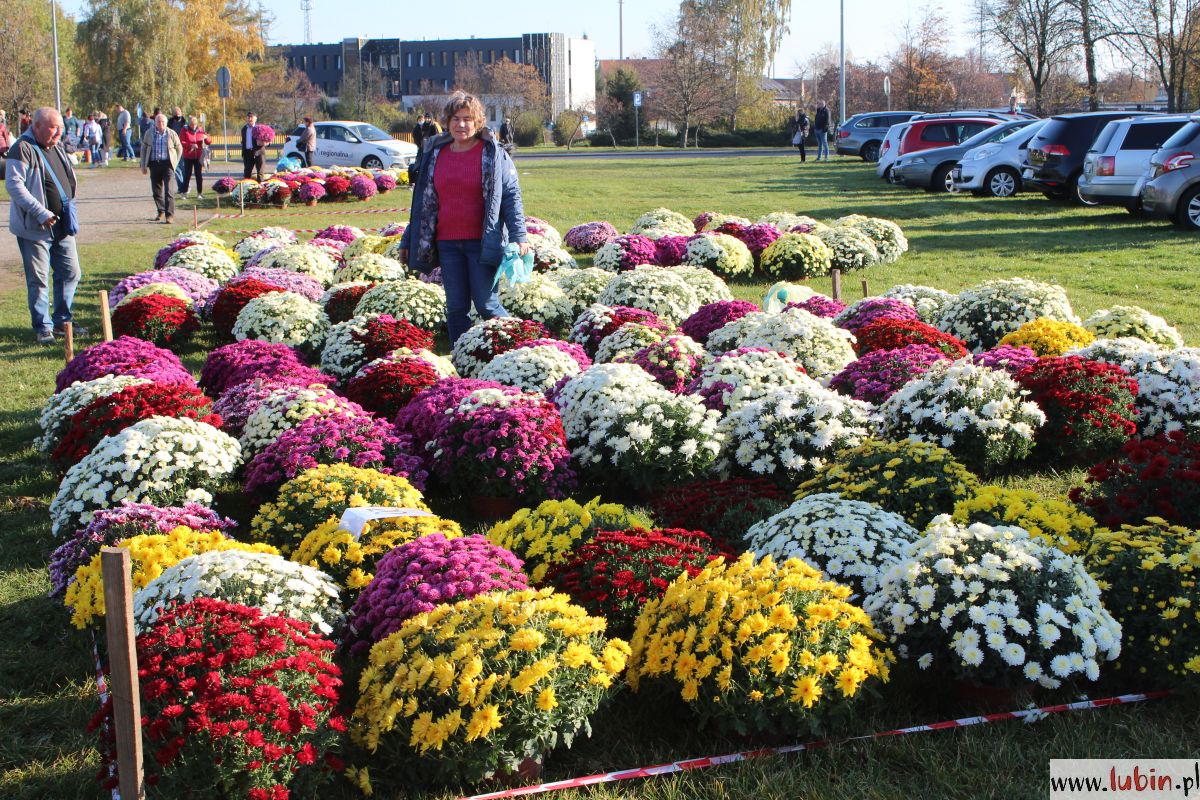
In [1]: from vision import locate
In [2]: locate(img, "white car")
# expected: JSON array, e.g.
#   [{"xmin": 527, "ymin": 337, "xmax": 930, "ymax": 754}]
[
  {"xmin": 952, "ymin": 119, "xmax": 1047, "ymax": 197},
  {"xmin": 282, "ymin": 120, "xmax": 418, "ymax": 170},
  {"xmin": 875, "ymin": 122, "xmax": 911, "ymax": 182}
]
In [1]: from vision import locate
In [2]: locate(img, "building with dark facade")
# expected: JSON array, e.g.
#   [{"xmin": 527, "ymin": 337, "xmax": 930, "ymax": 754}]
[{"xmin": 270, "ymin": 33, "xmax": 595, "ymax": 117}]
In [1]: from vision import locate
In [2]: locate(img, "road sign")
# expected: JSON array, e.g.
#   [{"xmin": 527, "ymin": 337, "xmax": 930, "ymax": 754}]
[
  {"xmin": 883, "ymin": 76, "xmax": 891, "ymax": 96},
  {"xmin": 216, "ymin": 66, "xmax": 232, "ymax": 99},
  {"xmin": 633, "ymin": 91, "xmax": 642, "ymax": 108}
]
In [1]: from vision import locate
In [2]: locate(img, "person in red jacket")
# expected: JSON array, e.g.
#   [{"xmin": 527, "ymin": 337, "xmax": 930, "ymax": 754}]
[{"xmin": 178, "ymin": 115, "xmax": 211, "ymax": 199}]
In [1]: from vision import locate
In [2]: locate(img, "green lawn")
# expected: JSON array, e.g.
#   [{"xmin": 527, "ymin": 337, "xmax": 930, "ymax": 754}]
[{"xmin": 2, "ymin": 156, "xmax": 1198, "ymax": 800}]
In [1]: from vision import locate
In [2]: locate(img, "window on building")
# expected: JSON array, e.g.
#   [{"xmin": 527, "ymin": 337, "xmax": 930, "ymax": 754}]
[
  {"xmin": 453, "ymin": 52, "xmax": 460, "ymax": 65},
  {"xmin": 489, "ymin": 49, "xmax": 495, "ymax": 62},
  {"xmin": 478, "ymin": 50, "xmax": 484, "ymax": 62},
  {"xmin": 301, "ymin": 55, "xmax": 307, "ymax": 70},
  {"xmin": 392, "ymin": 81, "xmax": 400, "ymax": 96},
  {"xmin": 443, "ymin": 79, "xmax": 449, "ymax": 90},
  {"xmin": 406, "ymin": 52, "xmax": 412, "ymax": 68},
  {"xmin": 406, "ymin": 80, "xmax": 413, "ymax": 94},
  {"xmin": 420, "ymin": 52, "xmax": 426, "ymax": 67},
  {"xmin": 513, "ymin": 49, "xmax": 520, "ymax": 62},
  {"xmin": 336, "ymin": 55, "xmax": 342, "ymax": 69},
  {"xmin": 441, "ymin": 51, "xmax": 448, "ymax": 66}
]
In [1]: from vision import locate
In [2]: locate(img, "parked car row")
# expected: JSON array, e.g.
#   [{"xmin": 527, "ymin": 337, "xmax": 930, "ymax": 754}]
[{"xmin": 842, "ymin": 107, "xmax": 1200, "ymax": 229}]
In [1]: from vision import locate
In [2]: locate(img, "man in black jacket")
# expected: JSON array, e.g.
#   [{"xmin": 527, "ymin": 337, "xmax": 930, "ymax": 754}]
[
  {"xmin": 240, "ymin": 112, "xmax": 266, "ymax": 182},
  {"xmin": 813, "ymin": 101, "xmax": 831, "ymax": 161}
]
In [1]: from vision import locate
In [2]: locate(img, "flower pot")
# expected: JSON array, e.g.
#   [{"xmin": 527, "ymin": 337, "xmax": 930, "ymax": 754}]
[
  {"xmin": 469, "ymin": 494, "xmax": 522, "ymax": 521},
  {"xmin": 305, "ymin": 199, "xmax": 318, "ymax": 207},
  {"xmin": 493, "ymin": 755, "xmax": 543, "ymax": 787},
  {"xmin": 953, "ymin": 679, "xmax": 1034, "ymax": 711}
]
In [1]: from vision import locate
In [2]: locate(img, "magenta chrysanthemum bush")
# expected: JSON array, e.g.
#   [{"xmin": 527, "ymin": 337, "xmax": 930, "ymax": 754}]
[
  {"xmin": 56, "ymin": 337, "xmax": 193, "ymax": 393},
  {"xmin": 973, "ymin": 344, "xmax": 1040, "ymax": 375},
  {"xmin": 829, "ymin": 344, "xmax": 951, "ymax": 404},
  {"xmin": 110, "ymin": 267, "xmax": 219, "ymax": 309},
  {"xmin": 48, "ymin": 501, "xmax": 236, "ymax": 599},
  {"xmin": 431, "ymin": 388, "xmax": 577, "ymax": 500},
  {"xmin": 346, "ymin": 534, "xmax": 528, "ymax": 657},
  {"xmin": 297, "ymin": 182, "xmax": 326, "ymax": 202},
  {"xmin": 349, "ymin": 174, "xmax": 378, "ymax": 199},
  {"xmin": 393, "ymin": 378, "xmax": 508, "ymax": 474},
  {"xmin": 593, "ymin": 234, "xmax": 657, "ymax": 272},
  {"xmin": 374, "ymin": 173, "xmax": 397, "ymax": 192},
  {"xmin": 680, "ymin": 300, "xmax": 760, "ymax": 345},
  {"xmin": 513, "ymin": 338, "xmax": 592, "ymax": 370},
  {"xmin": 212, "ymin": 377, "xmax": 328, "ymax": 437},
  {"xmin": 564, "ymin": 220, "xmax": 618, "ymax": 253},
  {"xmin": 153, "ymin": 239, "xmax": 200, "ymax": 268},
  {"xmin": 236, "ymin": 267, "xmax": 325, "ymax": 303},
  {"xmin": 313, "ymin": 225, "xmax": 364, "ymax": 244},
  {"xmin": 242, "ymin": 410, "xmax": 426, "ymax": 495},
  {"xmin": 713, "ymin": 221, "xmax": 782, "ymax": 256},
  {"xmin": 200, "ymin": 339, "xmax": 328, "ymax": 397},
  {"xmin": 834, "ymin": 297, "xmax": 921, "ymax": 333},
  {"xmin": 785, "ymin": 295, "xmax": 847, "ymax": 319},
  {"xmin": 654, "ymin": 235, "xmax": 692, "ymax": 267}
]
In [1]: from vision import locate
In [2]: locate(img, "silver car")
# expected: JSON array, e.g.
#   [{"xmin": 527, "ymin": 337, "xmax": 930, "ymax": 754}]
[
  {"xmin": 1141, "ymin": 115, "xmax": 1200, "ymax": 230},
  {"xmin": 892, "ymin": 120, "xmax": 1035, "ymax": 192},
  {"xmin": 953, "ymin": 120, "xmax": 1047, "ymax": 197},
  {"xmin": 1080, "ymin": 114, "xmax": 1191, "ymax": 211}
]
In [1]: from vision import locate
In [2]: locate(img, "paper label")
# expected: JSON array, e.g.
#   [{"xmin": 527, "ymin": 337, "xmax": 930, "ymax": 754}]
[{"xmin": 337, "ymin": 506, "xmax": 433, "ymax": 540}]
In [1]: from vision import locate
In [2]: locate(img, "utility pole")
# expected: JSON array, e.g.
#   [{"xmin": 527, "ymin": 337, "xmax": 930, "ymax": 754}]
[
  {"xmin": 50, "ymin": 0, "xmax": 62, "ymax": 109},
  {"xmin": 838, "ymin": 0, "xmax": 846, "ymax": 124},
  {"xmin": 618, "ymin": 0, "xmax": 624, "ymax": 60}
]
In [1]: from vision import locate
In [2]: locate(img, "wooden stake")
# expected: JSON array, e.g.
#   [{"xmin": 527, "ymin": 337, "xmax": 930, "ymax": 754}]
[
  {"xmin": 62, "ymin": 321, "xmax": 74, "ymax": 364},
  {"xmin": 193, "ymin": 205, "xmax": 199, "ymax": 228},
  {"xmin": 101, "ymin": 547, "xmax": 144, "ymax": 800},
  {"xmin": 831, "ymin": 268, "xmax": 842, "ymax": 301},
  {"xmin": 861, "ymin": 279, "xmax": 870, "ymax": 298},
  {"xmin": 99, "ymin": 291, "xmax": 113, "ymax": 342}
]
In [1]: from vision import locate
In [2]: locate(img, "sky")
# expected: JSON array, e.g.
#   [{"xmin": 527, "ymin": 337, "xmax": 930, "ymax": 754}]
[{"xmin": 58, "ymin": 0, "xmax": 983, "ymax": 77}]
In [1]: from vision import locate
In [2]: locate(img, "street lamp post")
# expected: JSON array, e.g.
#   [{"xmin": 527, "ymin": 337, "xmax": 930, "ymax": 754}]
[
  {"xmin": 50, "ymin": 0, "xmax": 62, "ymax": 110},
  {"xmin": 839, "ymin": 0, "xmax": 846, "ymax": 125}
]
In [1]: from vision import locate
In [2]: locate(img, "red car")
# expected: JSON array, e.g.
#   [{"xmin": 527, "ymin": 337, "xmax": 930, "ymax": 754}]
[{"xmin": 898, "ymin": 117, "xmax": 1002, "ymax": 157}]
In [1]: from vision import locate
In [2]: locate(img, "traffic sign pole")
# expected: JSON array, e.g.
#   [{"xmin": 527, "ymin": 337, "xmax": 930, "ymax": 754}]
[{"xmin": 217, "ymin": 66, "xmax": 232, "ymax": 162}]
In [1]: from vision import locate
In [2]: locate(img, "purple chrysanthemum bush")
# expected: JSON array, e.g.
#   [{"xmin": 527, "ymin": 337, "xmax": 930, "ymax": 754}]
[{"xmin": 829, "ymin": 344, "xmax": 952, "ymax": 404}]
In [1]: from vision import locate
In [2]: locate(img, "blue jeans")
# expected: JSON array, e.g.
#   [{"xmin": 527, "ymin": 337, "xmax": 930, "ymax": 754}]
[
  {"xmin": 439, "ymin": 239, "xmax": 507, "ymax": 343},
  {"xmin": 816, "ymin": 131, "xmax": 829, "ymax": 159},
  {"xmin": 89, "ymin": 143, "xmax": 102, "ymax": 165},
  {"xmin": 18, "ymin": 228, "xmax": 81, "ymax": 334},
  {"xmin": 175, "ymin": 160, "xmax": 185, "ymax": 191},
  {"xmin": 118, "ymin": 129, "xmax": 134, "ymax": 159}
]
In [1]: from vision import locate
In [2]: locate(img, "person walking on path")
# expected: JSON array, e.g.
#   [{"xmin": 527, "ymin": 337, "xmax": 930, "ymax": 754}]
[
  {"xmin": 179, "ymin": 115, "xmax": 210, "ymax": 198},
  {"xmin": 81, "ymin": 114, "xmax": 102, "ymax": 167},
  {"xmin": 791, "ymin": 109, "xmax": 810, "ymax": 162},
  {"xmin": 139, "ymin": 108, "xmax": 154, "ymax": 142},
  {"xmin": 240, "ymin": 112, "xmax": 266, "ymax": 182},
  {"xmin": 167, "ymin": 107, "xmax": 187, "ymax": 189},
  {"xmin": 62, "ymin": 108, "xmax": 81, "ymax": 148},
  {"xmin": 397, "ymin": 91, "xmax": 529, "ymax": 345},
  {"xmin": 6, "ymin": 107, "xmax": 83, "ymax": 345},
  {"xmin": 140, "ymin": 113, "xmax": 183, "ymax": 224},
  {"xmin": 411, "ymin": 115, "xmax": 426, "ymax": 151},
  {"xmin": 813, "ymin": 101, "xmax": 831, "ymax": 161},
  {"xmin": 298, "ymin": 117, "xmax": 317, "ymax": 166},
  {"xmin": 0, "ymin": 111, "xmax": 10, "ymax": 156},
  {"xmin": 115, "ymin": 104, "xmax": 134, "ymax": 160},
  {"xmin": 19, "ymin": 110, "xmax": 32, "ymax": 135}
]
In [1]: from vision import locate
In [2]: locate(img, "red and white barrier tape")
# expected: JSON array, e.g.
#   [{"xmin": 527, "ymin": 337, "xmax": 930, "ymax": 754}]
[
  {"xmin": 210, "ymin": 227, "xmax": 400, "ymax": 235},
  {"xmin": 460, "ymin": 691, "xmax": 1171, "ymax": 800},
  {"xmin": 209, "ymin": 206, "xmax": 409, "ymax": 219},
  {"xmin": 91, "ymin": 632, "xmax": 120, "ymax": 800}
]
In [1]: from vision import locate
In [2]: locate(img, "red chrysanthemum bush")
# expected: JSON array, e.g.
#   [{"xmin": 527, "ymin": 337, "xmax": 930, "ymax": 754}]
[
  {"xmin": 111, "ymin": 295, "xmax": 199, "ymax": 347},
  {"xmin": 1015, "ymin": 356, "xmax": 1138, "ymax": 462},
  {"xmin": 853, "ymin": 318, "xmax": 969, "ymax": 358},
  {"xmin": 651, "ymin": 478, "xmax": 791, "ymax": 548},
  {"xmin": 324, "ymin": 283, "xmax": 374, "ymax": 324},
  {"xmin": 344, "ymin": 357, "xmax": 444, "ymax": 420},
  {"xmin": 1070, "ymin": 432, "xmax": 1200, "ymax": 529},
  {"xmin": 323, "ymin": 175, "xmax": 351, "ymax": 199},
  {"xmin": 351, "ymin": 315, "xmax": 434, "ymax": 360},
  {"xmin": 545, "ymin": 528, "xmax": 722, "ymax": 637},
  {"xmin": 52, "ymin": 381, "xmax": 221, "ymax": 471},
  {"xmin": 211, "ymin": 278, "xmax": 284, "ymax": 339},
  {"xmin": 89, "ymin": 597, "xmax": 345, "ymax": 799}
]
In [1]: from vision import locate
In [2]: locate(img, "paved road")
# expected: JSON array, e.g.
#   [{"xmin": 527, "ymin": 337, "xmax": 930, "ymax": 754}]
[{"xmin": 514, "ymin": 147, "xmax": 807, "ymax": 162}]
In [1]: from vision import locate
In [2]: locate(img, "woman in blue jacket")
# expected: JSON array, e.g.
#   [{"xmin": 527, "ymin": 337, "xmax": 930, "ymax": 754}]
[{"xmin": 398, "ymin": 92, "xmax": 529, "ymax": 344}]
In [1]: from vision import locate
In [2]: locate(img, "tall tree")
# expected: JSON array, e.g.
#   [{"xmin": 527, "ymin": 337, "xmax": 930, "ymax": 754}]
[
  {"xmin": 985, "ymin": 0, "xmax": 1077, "ymax": 114},
  {"xmin": 889, "ymin": 8, "xmax": 958, "ymax": 110},
  {"xmin": 0, "ymin": 0, "xmax": 77, "ymax": 115},
  {"xmin": 687, "ymin": 0, "xmax": 792, "ymax": 130},
  {"xmin": 598, "ymin": 66, "xmax": 644, "ymax": 143},
  {"xmin": 653, "ymin": 2, "xmax": 729, "ymax": 147},
  {"xmin": 454, "ymin": 56, "xmax": 550, "ymax": 120},
  {"xmin": 1105, "ymin": 0, "xmax": 1200, "ymax": 112},
  {"xmin": 239, "ymin": 58, "xmax": 321, "ymax": 128}
]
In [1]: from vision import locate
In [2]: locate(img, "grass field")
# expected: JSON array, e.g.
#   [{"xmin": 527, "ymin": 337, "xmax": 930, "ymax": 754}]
[{"xmin": 2, "ymin": 155, "xmax": 1198, "ymax": 800}]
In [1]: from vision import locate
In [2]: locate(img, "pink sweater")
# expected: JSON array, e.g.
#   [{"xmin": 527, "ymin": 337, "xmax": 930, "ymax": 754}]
[{"xmin": 434, "ymin": 140, "xmax": 484, "ymax": 240}]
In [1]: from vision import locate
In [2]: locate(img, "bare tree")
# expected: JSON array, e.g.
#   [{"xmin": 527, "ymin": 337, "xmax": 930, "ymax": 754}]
[
  {"xmin": 653, "ymin": 2, "xmax": 730, "ymax": 146},
  {"xmin": 890, "ymin": 8, "xmax": 959, "ymax": 110},
  {"xmin": 985, "ymin": 0, "xmax": 1077, "ymax": 114},
  {"xmin": 1105, "ymin": 0, "xmax": 1200, "ymax": 112}
]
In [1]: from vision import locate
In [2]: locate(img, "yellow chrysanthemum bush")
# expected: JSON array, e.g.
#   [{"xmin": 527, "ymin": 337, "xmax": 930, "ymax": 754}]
[
  {"xmin": 249, "ymin": 464, "xmax": 428, "ymax": 554},
  {"xmin": 627, "ymin": 553, "xmax": 891, "ymax": 736},
  {"xmin": 1084, "ymin": 519, "xmax": 1200, "ymax": 687},
  {"xmin": 486, "ymin": 497, "xmax": 653, "ymax": 583},
  {"xmin": 952, "ymin": 486, "xmax": 1097, "ymax": 556},
  {"xmin": 65, "ymin": 526, "xmax": 278, "ymax": 628},
  {"xmin": 349, "ymin": 588, "xmax": 630, "ymax": 789},
  {"xmin": 290, "ymin": 514, "xmax": 463, "ymax": 592},
  {"xmin": 795, "ymin": 439, "xmax": 980, "ymax": 530},
  {"xmin": 998, "ymin": 317, "xmax": 1095, "ymax": 357}
]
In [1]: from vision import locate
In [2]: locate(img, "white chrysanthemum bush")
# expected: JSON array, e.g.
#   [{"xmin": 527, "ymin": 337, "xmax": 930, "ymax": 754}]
[
  {"xmin": 255, "ymin": 244, "xmax": 338, "ymax": 286},
  {"xmin": 596, "ymin": 266, "xmax": 701, "ymax": 325},
  {"xmin": 936, "ymin": 278, "xmax": 1079, "ymax": 351},
  {"xmin": 707, "ymin": 308, "xmax": 856, "ymax": 380},
  {"xmin": 355, "ymin": 279, "xmax": 448, "ymax": 332},
  {"xmin": 232, "ymin": 290, "xmax": 329, "ymax": 353},
  {"xmin": 683, "ymin": 233, "xmax": 754, "ymax": 278},
  {"xmin": 866, "ymin": 516, "xmax": 1122, "ymax": 689}
]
